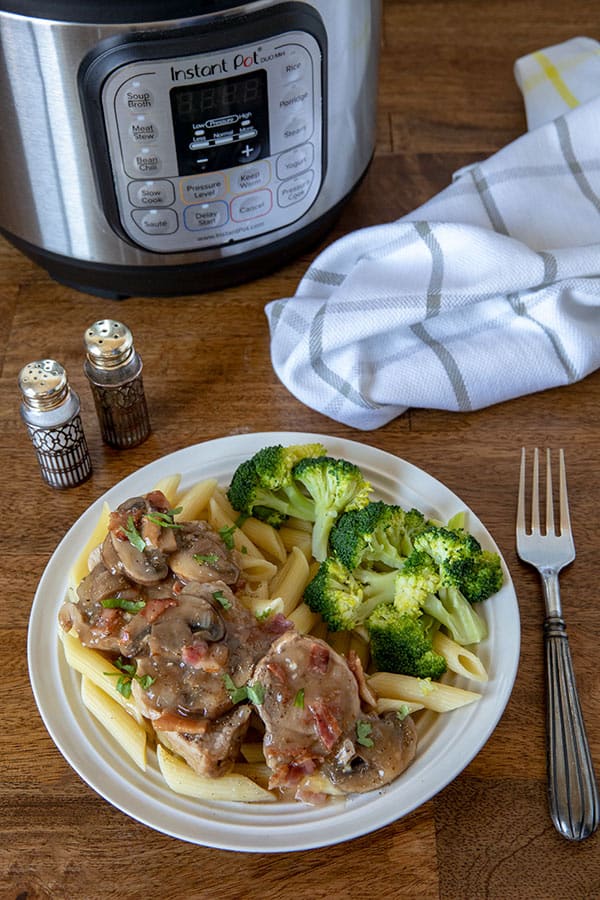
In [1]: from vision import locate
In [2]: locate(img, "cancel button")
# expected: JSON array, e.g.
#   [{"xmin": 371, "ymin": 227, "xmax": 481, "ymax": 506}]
[{"xmin": 231, "ymin": 189, "xmax": 272, "ymax": 221}]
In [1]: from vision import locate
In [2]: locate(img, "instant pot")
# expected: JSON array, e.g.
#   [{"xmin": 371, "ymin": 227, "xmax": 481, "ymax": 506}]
[{"xmin": 0, "ymin": 0, "xmax": 381, "ymax": 297}]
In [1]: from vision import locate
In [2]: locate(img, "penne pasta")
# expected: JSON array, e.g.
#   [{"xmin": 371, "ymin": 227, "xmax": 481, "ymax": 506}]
[
  {"xmin": 240, "ymin": 516, "xmax": 287, "ymax": 563},
  {"xmin": 268, "ymin": 546, "xmax": 310, "ymax": 616},
  {"xmin": 156, "ymin": 745, "xmax": 276, "ymax": 803},
  {"xmin": 207, "ymin": 498, "xmax": 264, "ymax": 558},
  {"xmin": 152, "ymin": 473, "xmax": 181, "ymax": 507},
  {"xmin": 433, "ymin": 631, "xmax": 489, "ymax": 683},
  {"xmin": 81, "ymin": 676, "xmax": 147, "ymax": 771},
  {"xmin": 288, "ymin": 601, "xmax": 319, "ymax": 634},
  {"xmin": 375, "ymin": 698, "xmax": 425, "ymax": 716},
  {"xmin": 367, "ymin": 671, "xmax": 482, "ymax": 713},
  {"xmin": 238, "ymin": 553, "xmax": 278, "ymax": 584},
  {"xmin": 69, "ymin": 502, "xmax": 111, "ymax": 589},
  {"xmin": 60, "ymin": 631, "xmax": 144, "ymax": 724},
  {"xmin": 278, "ymin": 526, "xmax": 313, "ymax": 559},
  {"xmin": 174, "ymin": 477, "xmax": 217, "ymax": 522}
]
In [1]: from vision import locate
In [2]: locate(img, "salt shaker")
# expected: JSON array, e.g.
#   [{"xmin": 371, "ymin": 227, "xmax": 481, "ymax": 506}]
[
  {"xmin": 83, "ymin": 319, "xmax": 151, "ymax": 449},
  {"xmin": 18, "ymin": 359, "xmax": 92, "ymax": 489}
]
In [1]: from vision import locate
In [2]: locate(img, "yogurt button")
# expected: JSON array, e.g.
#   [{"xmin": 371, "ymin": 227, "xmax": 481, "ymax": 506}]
[{"xmin": 276, "ymin": 143, "xmax": 314, "ymax": 180}]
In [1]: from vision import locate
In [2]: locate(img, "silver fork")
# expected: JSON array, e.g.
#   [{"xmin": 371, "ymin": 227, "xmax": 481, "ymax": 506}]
[{"xmin": 516, "ymin": 448, "xmax": 599, "ymax": 841}]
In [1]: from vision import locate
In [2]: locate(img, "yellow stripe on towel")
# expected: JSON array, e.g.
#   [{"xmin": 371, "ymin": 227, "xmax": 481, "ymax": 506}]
[{"xmin": 532, "ymin": 51, "xmax": 580, "ymax": 109}]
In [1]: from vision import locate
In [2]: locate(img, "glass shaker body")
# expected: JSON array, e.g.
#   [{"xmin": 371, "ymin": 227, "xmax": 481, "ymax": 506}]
[
  {"xmin": 19, "ymin": 359, "xmax": 92, "ymax": 489},
  {"xmin": 83, "ymin": 320, "xmax": 151, "ymax": 449}
]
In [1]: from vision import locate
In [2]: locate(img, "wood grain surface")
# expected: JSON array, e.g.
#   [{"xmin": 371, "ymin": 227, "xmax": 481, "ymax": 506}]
[{"xmin": 1, "ymin": 2, "xmax": 599, "ymax": 898}]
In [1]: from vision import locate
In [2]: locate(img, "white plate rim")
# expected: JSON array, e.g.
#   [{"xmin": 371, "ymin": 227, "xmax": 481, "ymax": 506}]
[{"xmin": 27, "ymin": 431, "xmax": 520, "ymax": 853}]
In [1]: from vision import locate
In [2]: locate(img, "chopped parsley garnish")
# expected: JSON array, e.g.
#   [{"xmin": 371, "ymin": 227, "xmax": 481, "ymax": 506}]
[
  {"xmin": 104, "ymin": 657, "xmax": 155, "ymax": 699},
  {"xmin": 145, "ymin": 507, "xmax": 183, "ymax": 529},
  {"xmin": 101, "ymin": 597, "xmax": 146, "ymax": 613},
  {"xmin": 294, "ymin": 688, "xmax": 305, "ymax": 709},
  {"xmin": 193, "ymin": 552, "xmax": 220, "ymax": 566},
  {"xmin": 223, "ymin": 674, "xmax": 265, "ymax": 706},
  {"xmin": 218, "ymin": 524, "xmax": 237, "ymax": 550},
  {"xmin": 212, "ymin": 589, "xmax": 232, "ymax": 610},
  {"xmin": 396, "ymin": 704, "xmax": 410, "ymax": 722},
  {"xmin": 356, "ymin": 720, "xmax": 374, "ymax": 748},
  {"xmin": 123, "ymin": 515, "xmax": 146, "ymax": 552}
]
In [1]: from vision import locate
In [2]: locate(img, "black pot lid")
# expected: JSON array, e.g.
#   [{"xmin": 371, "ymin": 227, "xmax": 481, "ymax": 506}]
[{"xmin": 0, "ymin": 1, "xmax": 262, "ymax": 24}]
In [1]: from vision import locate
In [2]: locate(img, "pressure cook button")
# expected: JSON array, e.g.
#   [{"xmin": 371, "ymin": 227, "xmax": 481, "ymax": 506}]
[
  {"xmin": 183, "ymin": 201, "xmax": 229, "ymax": 230},
  {"xmin": 132, "ymin": 208, "xmax": 178, "ymax": 235},
  {"xmin": 129, "ymin": 116, "xmax": 158, "ymax": 143},
  {"xmin": 132, "ymin": 148, "xmax": 162, "ymax": 175},
  {"xmin": 230, "ymin": 189, "xmax": 272, "ymax": 222},
  {"xmin": 276, "ymin": 143, "xmax": 314, "ymax": 180},
  {"xmin": 230, "ymin": 161, "xmax": 271, "ymax": 194},
  {"xmin": 277, "ymin": 171, "xmax": 315, "ymax": 208},
  {"xmin": 128, "ymin": 180, "xmax": 175, "ymax": 208},
  {"xmin": 122, "ymin": 82, "xmax": 155, "ymax": 113}
]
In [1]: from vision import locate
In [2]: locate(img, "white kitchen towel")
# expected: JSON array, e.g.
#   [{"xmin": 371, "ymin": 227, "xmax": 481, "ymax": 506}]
[{"xmin": 265, "ymin": 37, "xmax": 600, "ymax": 430}]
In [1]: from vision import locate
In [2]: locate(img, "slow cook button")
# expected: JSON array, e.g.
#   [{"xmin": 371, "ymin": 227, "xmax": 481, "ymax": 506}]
[
  {"xmin": 183, "ymin": 201, "xmax": 229, "ymax": 230},
  {"xmin": 180, "ymin": 174, "xmax": 226, "ymax": 204},
  {"xmin": 131, "ymin": 148, "xmax": 162, "ymax": 175},
  {"xmin": 230, "ymin": 189, "xmax": 272, "ymax": 222},
  {"xmin": 276, "ymin": 143, "xmax": 314, "ymax": 180},
  {"xmin": 277, "ymin": 171, "xmax": 315, "ymax": 208},
  {"xmin": 128, "ymin": 180, "xmax": 175, "ymax": 208},
  {"xmin": 229, "ymin": 160, "xmax": 271, "ymax": 194},
  {"xmin": 131, "ymin": 208, "xmax": 178, "ymax": 235}
]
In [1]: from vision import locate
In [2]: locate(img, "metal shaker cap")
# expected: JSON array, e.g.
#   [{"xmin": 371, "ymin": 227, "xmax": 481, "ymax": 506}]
[
  {"xmin": 84, "ymin": 320, "xmax": 134, "ymax": 369},
  {"xmin": 18, "ymin": 359, "xmax": 69, "ymax": 410}
]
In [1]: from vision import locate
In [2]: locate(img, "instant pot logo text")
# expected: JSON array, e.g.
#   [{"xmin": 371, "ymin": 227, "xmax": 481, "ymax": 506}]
[{"xmin": 170, "ymin": 48, "xmax": 284, "ymax": 81}]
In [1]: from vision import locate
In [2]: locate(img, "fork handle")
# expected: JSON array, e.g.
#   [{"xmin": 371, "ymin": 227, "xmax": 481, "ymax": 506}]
[{"xmin": 544, "ymin": 614, "xmax": 600, "ymax": 841}]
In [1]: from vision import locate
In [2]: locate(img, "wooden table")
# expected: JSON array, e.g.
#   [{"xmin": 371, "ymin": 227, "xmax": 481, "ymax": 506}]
[{"xmin": 2, "ymin": 2, "xmax": 599, "ymax": 897}]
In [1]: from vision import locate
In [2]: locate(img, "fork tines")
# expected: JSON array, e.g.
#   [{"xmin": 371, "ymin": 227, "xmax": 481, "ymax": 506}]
[{"xmin": 518, "ymin": 447, "xmax": 571, "ymax": 538}]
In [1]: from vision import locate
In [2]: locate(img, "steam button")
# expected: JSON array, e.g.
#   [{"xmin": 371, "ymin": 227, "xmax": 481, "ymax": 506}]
[{"xmin": 132, "ymin": 208, "xmax": 178, "ymax": 234}]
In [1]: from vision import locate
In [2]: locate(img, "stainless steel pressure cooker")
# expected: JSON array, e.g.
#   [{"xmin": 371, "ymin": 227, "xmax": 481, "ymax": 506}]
[{"xmin": 0, "ymin": 0, "xmax": 381, "ymax": 297}]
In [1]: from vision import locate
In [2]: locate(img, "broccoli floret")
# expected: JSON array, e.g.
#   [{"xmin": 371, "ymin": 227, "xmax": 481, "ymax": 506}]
[
  {"xmin": 293, "ymin": 456, "xmax": 372, "ymax": 561},
  {"xmin": 394, "ymin": 549, "xmax": 441, "ymax": 615},
  {"xmin": 394, "ymin": 544, "xmax": 488, "ymax": 645},
  {"xmin": 367, "ymin": 604, "xmax": 447, "ymax": 679},
  {"xmin": 413, "ymin": 524, "xmax": 503, "ymax": 603},
  {"xmin": 227, "ymin": 443, "xmax": 322, "ymax": 526},
  {"xmin": 330, "ymin": 501, "xmax": 420, "ymax": 570},
  {"xmin": 303, "ymin": 557, "xmax": 365, "ymax": 631}
]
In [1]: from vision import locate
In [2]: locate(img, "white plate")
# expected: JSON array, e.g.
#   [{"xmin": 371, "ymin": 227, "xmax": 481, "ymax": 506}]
[{"xmin": 28, "ymin": 432, "xmax": 520, "ymax": 852}]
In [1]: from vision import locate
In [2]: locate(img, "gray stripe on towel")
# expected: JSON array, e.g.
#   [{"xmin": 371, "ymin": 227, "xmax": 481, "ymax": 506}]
[
  {"xmin": 410, "ymin": 321, "xmax": 472, "ymax": 410},
  {"xmin": 305, "ymin": 267, "xmax": 346, "ymax": 286},
  {"xmin": 470, "ymin": 165, "xmax": 510, "ymax": 235},
  {"xmin": 414, "ymin": 222, "xmax": 443, "ymax": 317},
  {"xmin": 555, "ymin": 116, "xmax": 600, "ymax": 215},
  {"xmin": 309, "ymin": 305, "xmax": 381, "ymax": 409},
  {"xmin": 508, "ymin": 292, "xmax": 577, "ymax": 382}
]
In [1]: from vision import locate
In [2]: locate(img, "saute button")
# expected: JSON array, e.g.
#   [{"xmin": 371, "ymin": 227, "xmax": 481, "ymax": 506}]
[
  {"xmin": 128, "ymin": 180, "xmax": 175, "ymax": 208},
  {"xmin": 131, "ymin": 208, "xmax": 178, "ymax": 234},
  {"xmin": 231, "ymin": 189, "xmax": 272, "ymax": 221}
]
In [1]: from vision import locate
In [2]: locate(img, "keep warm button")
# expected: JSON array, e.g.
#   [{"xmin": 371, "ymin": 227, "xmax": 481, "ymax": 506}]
[
  {"xmin": 277, "ymin": 171, "xmax": 315, "ymax": 208},
  {"xmin": 230, "ymin": 189, "xmax": 272, "ymax": 222}
]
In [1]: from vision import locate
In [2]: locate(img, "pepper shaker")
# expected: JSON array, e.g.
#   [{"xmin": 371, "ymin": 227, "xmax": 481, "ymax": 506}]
[
  {"xmin": 83, "ymin": 319, "xmax": 151, "ymax": 449},
  {"xmin": 18, "ymin": 359, "xmax": 92, "ymax": 489}
]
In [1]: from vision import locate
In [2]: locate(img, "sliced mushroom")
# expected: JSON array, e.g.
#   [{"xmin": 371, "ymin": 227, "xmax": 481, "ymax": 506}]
[
  {"xmin": 179, "ymin": 582, "xmax": 226, "ymax": 642},
  {"xmin": 107, "ymin": 531, "xmax": 168, "ymax": 585}
]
